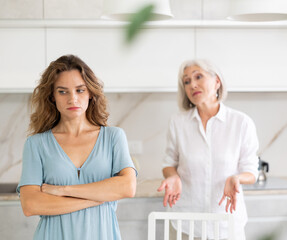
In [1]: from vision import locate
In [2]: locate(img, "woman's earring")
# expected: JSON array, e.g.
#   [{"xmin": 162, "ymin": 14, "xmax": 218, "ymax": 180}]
[{"xmin": 216, "ymin": 90, "xmax": 219, "ymax": 99}]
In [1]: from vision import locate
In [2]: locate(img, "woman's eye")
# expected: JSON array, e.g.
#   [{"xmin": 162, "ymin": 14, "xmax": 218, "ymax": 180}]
[
  {"xmin": 58, "ymin": 90, "xmax": 66, "ymax": 94},
  {"xmin": 195, "ymin": 74, "xmax": 203, "ymax": 80},
  {"xmin": 183, "ymin": 79, "xmax": 190, "ymax": 85},
  {"xmin": 77, "ymin": 89, "xmax": 85, "ymax": 93}
]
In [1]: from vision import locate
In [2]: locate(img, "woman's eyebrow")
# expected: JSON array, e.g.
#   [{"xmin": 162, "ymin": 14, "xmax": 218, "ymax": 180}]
[
  {"xmin": 76, "ymin": 84, "xmax": 86, "ymax": 88},
  {"xmin": 55, "ymin": 85, "xmax": 86, "ymax": 89},
  {"xmin": 56, "ymin": 86, "xmax": 68, "ymax": 89}
]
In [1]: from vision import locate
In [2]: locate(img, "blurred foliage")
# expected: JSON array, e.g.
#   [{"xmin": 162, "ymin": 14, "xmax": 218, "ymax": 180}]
[
  {"xmin": 258, "ymin": 229, "xmax": 279, "ymax": 240},
  {"xmin": 124, "ymin": 4, "xmax": 155, "ymax": 43},
  {"xmin": 258, "ymin": 235, "xmax": 276, "ymax": 240}
]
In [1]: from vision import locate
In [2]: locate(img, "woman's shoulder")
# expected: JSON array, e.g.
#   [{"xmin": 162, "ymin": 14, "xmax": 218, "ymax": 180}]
[
  {"xmin": 102, "ymin": 126, "xmax": 126, "ymax": 136},
  {"xmin": 26, "ymin": 130, "xmax": 51, "ymax": 144},
  {"xmin": 101, "ymin": 126, "xmax": 128, "ymax": 146},
  {"xmin": 224, "ymin": 105, "xmax": 255, "ymax": 124}
]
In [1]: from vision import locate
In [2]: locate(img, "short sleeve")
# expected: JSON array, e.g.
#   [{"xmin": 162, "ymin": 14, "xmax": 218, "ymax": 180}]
[
  {"xmin": 238, "ymin": 117, "xmax": 259, "ymax": 179},
  {"xmin": 16, "ymin": 137, "xmax": 43, "ymax": 194},
  {"xmin": 111, "ymin": 128, "xmax": 137, "ymax": 177},
  {"xmin": 163, "ymin": 116, "xmax": 179, "ymax": 168}
]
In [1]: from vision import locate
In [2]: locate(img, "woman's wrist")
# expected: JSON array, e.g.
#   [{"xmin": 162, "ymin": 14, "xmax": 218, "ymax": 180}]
[
  {"xmin": 170, "ymin": 174, "xmax": 180, "ymax": 180},
  {"xmin": 235, "ymin": 172, "xmax": 256, "ymax": 184},
  {"xmin": 62, "ymin": 185, "xmax": 70, "ymax": 197},
  {"xmin": 232, "ymin": 174, "xmax": 240, "ymax": 181},
  {"xmin": 230, "ymin": 175, "xmax": 240, "ymax": 185},
  {"xmin": 163, "ymin": 167, "xmax": 178, "ymax": 179}
]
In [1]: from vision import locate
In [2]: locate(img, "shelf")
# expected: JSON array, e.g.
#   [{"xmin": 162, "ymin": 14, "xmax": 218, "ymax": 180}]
[
  {"xmin": 1, "ymin": 19, "xmax": 287, "ymax": 29},
  {"xmin": 1, "ymin": 87, "xmax": 287, "ymax": 94}
]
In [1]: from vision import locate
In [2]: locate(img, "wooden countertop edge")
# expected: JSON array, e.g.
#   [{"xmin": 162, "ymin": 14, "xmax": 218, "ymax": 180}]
[
  {"xmin": 3, "ymin": 190, "xmax": 287, "ymax": 201},
  {"xmin": 0, "ymin": 194, "xmax": 19, "ymax": 201}
]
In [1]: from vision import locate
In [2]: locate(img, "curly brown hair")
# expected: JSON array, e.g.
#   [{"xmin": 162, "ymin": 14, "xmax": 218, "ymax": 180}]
[{"xmin": 29, "ymin": 55, "xmax": 109, "ymax": 135}]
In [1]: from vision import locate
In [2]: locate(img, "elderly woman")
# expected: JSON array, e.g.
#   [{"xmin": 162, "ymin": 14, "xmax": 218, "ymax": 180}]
[
  {"xmin": 17, "ymin": 55, "xmax": 137, "ymax": 240},
  {"xmin": 158, "ymin": 59, "xmax": 259, "ymax": 240}
]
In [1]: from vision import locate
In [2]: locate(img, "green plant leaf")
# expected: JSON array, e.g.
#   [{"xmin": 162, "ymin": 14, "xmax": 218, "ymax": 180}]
[
  {"xmin": 258, "ymin": 231, "xmax": 278, "ymax": 240},
  {"xmin": 125, "ymin": 4, "xmax": 155, "ymax": 43}
]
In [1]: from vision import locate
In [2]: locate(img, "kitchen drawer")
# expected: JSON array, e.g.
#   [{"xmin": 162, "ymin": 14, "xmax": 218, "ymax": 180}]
[
  {"xmin": 246, "ymin": 218, "xmax": 287, "ymax": 240},
  {"xmin": 245, "ymin": 195, "xmax": 287, "ymax": 217},
  {"xmin": 0, "ymin": 201, "xmax": 38, "ymax": 240},
  {"xmin": 117, "ymin": 197, "xmax": 165, "ymax": 221}
]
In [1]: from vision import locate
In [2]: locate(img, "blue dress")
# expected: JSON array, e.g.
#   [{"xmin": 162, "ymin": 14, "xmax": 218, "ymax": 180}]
[{"xmin": 17, "ymin": 126, "xmax": 136, "ymax": 240}]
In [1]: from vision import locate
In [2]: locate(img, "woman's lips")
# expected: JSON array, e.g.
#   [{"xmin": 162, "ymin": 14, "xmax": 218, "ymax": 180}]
[
  {"xmin": 192, "ymin": 91, "xmax": 201, "ymax": 96},
  {"xmin": 67, "ymin": 107, "xmax": 80, "ymax": 110}
]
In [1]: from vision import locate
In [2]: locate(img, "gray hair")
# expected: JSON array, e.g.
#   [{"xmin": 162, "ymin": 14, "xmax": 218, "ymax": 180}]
[{"xmin": 177, "ymin": 59, "xmax": 228, "ymax": 111}]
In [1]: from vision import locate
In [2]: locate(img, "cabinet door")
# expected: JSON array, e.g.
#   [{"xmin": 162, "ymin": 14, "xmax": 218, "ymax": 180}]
[
  {"xmin": 117, "ymin": 198, "xmax": 165, "ymax": 240},
  {"xmin": 0, "ymin": 201, "xmax": 38, "ymax": 240},
  {"xmin": 0, "ymin": 29, "xmax": 45, "ymax": 91},
  {"xmin": 245, "ymin": 194, "xmax": 287, "ymax": 240},
  {"xmin": 196, "ymin": 28, "xmax": 287, "ymax": 91},
  {"xmin": 46, "ymin": 28, "xmax": 195, "ymax": 91}
]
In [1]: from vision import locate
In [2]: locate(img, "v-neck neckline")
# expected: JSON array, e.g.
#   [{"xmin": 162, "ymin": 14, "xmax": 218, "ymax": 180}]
[{"xmin": 49, "ymin": 126, "xmax": 103, "ymax": 170}]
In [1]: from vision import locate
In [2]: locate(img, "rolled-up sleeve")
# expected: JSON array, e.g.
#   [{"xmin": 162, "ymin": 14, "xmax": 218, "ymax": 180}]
[
  {"xmin": 163, "ymin": 117, "xmax": 179, "ymax": 168},
  {"xmin": 238, "ymin": 117, "xmax": 259, "ymax": 179}
]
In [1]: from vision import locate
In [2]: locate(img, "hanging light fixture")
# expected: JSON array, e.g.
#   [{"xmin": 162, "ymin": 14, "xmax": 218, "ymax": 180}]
[
  {"xmin": 227, "ymin": 0, "xmax": 287, "ymax": 21},
  {"xmin": 102, "ymin": 0, "xmax": 173, "ymax": 21}
]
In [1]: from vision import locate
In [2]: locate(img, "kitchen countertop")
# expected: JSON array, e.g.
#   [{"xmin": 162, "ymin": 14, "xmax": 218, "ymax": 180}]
[
  {"xmin": 0, "ymin": 193, "xmax": 19, "ymax": 201},
  {"xmin": 135, "ymin": 177, "xmax": 287, "ymax": 197},
  {"xmin": 1, "ymin": 177, "xmax": 287, "ymax": 201}
]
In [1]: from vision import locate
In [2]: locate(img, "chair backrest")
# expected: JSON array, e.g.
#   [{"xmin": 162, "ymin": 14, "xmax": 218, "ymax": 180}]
[{"xmin": 148, "ymin": 211, "xmax": 234, "ymax": 240}]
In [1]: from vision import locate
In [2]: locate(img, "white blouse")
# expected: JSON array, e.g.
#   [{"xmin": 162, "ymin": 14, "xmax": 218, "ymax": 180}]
[{"xmin": 163, "ymin": 103, "xmax": 259, "ymax": 239}]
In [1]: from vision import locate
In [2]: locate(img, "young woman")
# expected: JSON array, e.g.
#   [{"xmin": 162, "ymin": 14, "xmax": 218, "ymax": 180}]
[
  {"xmin": 17, "ymin": 55, "xmax": 137, "ymax": 240},
  {"xmin": 158, "ymin": 59, "xmax": 259, "ymax": 240}
]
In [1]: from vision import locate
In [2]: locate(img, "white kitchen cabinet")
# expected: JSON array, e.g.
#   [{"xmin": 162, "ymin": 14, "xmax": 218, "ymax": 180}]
[
  {"xmin": 196, "ymin": 28, "xmax": 287, "ymax": 91},
  {"xmin": 1, "ymin": 20, "xmax": 287, "ymax": 92},
  {"xmin": 1, "ymin": 194, "xmax": 287, "ymax": 240},
  {"xmin": 46, "ymin": 27, "xmax": 195, "ymax": 91},
  {"xmin": 0, "ymin": 28, "xmax": 45, "ymax": 91},
  {"xmin": 244, "ymin": 194, "xmax": 287, "ymax": 240},
  {"xmin": 0, "ymin": 201, "xmax": 38, "ymax": 240},
  {"xmin": 117, "ymin": 195, "xmax": 287, "ymax": 240},
  {"xmin": 117, "ymin": 197, "xmax": 165, "ymax": 240}
]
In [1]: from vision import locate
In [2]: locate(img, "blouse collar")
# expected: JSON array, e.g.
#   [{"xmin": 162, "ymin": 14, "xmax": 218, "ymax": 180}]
[{"xmin": 189, "ymin": 102, "xmax": 226, "ymax": 122}]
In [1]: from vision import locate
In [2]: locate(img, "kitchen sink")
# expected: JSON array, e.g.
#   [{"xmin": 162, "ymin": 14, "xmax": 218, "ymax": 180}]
[{"xmin": 0, "ymin": 183, "xmax": 18, "ymax": 194}]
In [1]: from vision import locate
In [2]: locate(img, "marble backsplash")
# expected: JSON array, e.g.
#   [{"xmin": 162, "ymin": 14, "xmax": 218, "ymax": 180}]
[{"xmin": 0, "ymin": 92, "xmax": 287, "ymax": 183}]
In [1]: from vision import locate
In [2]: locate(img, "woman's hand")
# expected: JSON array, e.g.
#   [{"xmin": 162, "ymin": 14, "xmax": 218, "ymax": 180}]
[
  {"xmin": 41, "ymin": 183, "xmax": 65, "ymax": 197},
  {"xmin": 157, "ymin": 175, "xmax": 182, "ymax": 208},
  {"xmin": 219, "ymin": 175, "xmax": 240, "ymax": 213}
]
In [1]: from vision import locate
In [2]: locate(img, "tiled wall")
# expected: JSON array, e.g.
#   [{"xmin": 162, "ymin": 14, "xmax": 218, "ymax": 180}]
[{"xmin": 0, "ymin": 92, "xmax": 287, "ymax": 183}]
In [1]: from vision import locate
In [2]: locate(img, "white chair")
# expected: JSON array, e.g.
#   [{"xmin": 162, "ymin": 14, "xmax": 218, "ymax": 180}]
[{"xmin": 148, "ymin": 211, "xmax": 234, "ymax": 240}]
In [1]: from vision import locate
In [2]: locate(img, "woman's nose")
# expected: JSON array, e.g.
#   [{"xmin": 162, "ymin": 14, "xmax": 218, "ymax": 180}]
[
  {"xmin": 68, "ymin": 92, "xmax": 78, "ymax": 103},
  {"xmin": 189, "ymin": 80, "xmax": 197, "ymax": 89}
]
